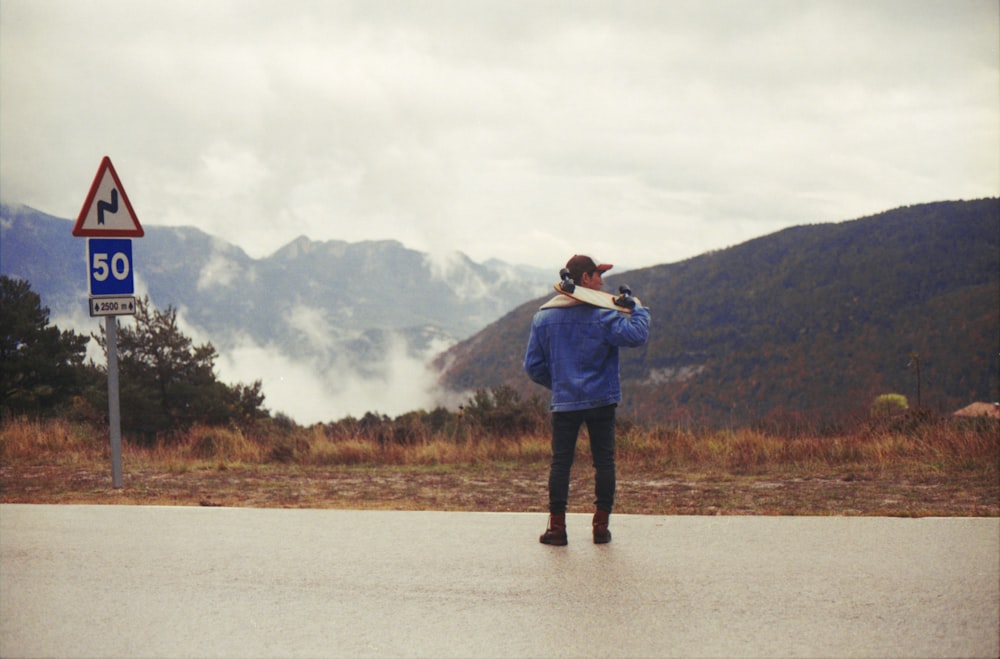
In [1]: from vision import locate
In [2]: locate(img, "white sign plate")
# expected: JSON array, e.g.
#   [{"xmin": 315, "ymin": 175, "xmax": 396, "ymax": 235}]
[{"xmin": 89, "ymin": 296, "xmax": 136, "ymax": 317}]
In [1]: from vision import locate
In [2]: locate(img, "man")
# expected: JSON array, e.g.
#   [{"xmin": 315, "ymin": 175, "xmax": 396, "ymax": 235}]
[{"xmin": 523, "ymin": 255, "xmax": 651, "ymax": 545}]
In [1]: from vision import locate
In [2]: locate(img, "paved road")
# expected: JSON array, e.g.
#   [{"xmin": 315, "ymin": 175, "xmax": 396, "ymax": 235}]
[{"xmin": 1, "ymin": 505, "xmax": 997, "ymax": 658}]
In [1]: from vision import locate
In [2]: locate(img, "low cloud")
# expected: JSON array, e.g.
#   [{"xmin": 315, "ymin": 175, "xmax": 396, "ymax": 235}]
[
  {"xmin": 197, "ymin": 242, "xmax": 252, "ymax": 290},
  {"xmin": 285, "ymin": 304, "xmax": 336, "ymax": 357},
  {"xmin": 55, "ymin": 275, "xmax": 462, "ymax": 426},
  {"xmin": 214, "ymin": 331, "xmax": 455, "ymax": 425}
]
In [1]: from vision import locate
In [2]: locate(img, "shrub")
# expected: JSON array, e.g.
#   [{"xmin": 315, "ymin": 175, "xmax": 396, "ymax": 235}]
[
  {"xmin": 0, "ymin": 416, "xmax": 101, "ymax": 462},
  {"xmin": 870, "ymin": 393, "xmax": 908, "ymax": 419},
  {"xmin": 186, "ymin": 425, "xmax": 260, "ymax": 462}
]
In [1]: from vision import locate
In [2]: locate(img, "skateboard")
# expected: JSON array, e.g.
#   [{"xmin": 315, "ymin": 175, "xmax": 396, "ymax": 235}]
[{"xmin": 553, "ymin": 268, "xmax": 637, "ymax": 313}]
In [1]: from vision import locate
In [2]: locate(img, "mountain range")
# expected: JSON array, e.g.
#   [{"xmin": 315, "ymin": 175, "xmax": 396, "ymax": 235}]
[
  {"xmin": 436, "ymin": 199, "xmax": 1000, "ymax": 428},
  {"xmin": 3, "ymin": 199, "xmax": 997, "ymax": 427},
  {"xmin": 0, "ymin": 202, "xmax": 553, "ymax": 421}
]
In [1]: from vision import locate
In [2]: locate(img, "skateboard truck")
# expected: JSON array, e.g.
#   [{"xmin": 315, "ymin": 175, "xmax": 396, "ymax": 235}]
[
  {"xmin": 614, "ymin": 285, "xmax": 636, "ymax": 310},
  {"xmin": 558, "ymin": 268, "xmax": 576, "ymax": 293}
]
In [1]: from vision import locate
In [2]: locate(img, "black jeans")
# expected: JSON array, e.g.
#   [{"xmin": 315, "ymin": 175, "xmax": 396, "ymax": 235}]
[{"xmin": 547, "ymin": 404, "xmax": 616, "ymax": 514}]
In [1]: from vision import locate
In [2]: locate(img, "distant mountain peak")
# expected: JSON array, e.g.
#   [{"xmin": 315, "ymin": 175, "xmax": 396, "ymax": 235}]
[{"xmin": 271, "ymin": 235, "xmax": 317, "ymax": 260}]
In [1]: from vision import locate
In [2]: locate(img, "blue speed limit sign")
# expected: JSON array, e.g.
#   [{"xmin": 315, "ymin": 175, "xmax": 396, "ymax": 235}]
[{"xmin": 88, "ymin": 238, "xmax": 135, "ymax": 296}]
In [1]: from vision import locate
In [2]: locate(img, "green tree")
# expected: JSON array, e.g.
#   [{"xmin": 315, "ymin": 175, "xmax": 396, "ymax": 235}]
[
  {"xmin": 95, "ymin": 296, "xmax": 267, "ymax": 441},
  {"xmin": 464, "ymin": 384, "xmax": 545, "ymax": 437},
  {"xmin": 0, "ymin": 276, "xmax": 91, "ymax": 418}
]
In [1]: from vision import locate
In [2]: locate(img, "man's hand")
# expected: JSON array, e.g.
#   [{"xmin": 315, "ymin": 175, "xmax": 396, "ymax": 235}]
[{"xmin": 614, "ymin": 286, "xmax": 639, "ymax": 310}]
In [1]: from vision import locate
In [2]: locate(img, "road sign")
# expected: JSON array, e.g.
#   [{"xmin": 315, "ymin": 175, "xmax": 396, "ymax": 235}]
[
  {"xmin": 72, "ymin": 157, "xmax": 142, "ymax": 489},
  {"xmin": 73, "ymin": 156, "xmax": 144, "ymax": 237},
  {"xmin": 88, "ymin": 238, "xmax": 135, "ymax": 296},
  {"xmin": 89, "ymin": 296, "xmax": 136, "ymax": 317}
]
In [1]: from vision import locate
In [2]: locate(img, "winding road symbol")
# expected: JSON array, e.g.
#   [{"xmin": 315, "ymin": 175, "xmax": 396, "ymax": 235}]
[{"xmin": 97, "ymin": 188, "xmax": 118, "ymax": 225}]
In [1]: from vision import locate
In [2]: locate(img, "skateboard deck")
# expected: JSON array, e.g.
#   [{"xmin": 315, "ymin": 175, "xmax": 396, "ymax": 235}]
[{"xmin": 552, "ymin": 276, "xmax": 636, "ymax": 313}]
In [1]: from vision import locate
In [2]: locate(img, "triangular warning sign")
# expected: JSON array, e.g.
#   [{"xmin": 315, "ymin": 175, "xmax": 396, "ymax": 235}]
[{"xmin": 72, "ymin": 156, "xmax": 144, "ymax": 237}]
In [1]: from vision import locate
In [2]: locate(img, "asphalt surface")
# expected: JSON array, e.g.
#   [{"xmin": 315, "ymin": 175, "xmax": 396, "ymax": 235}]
[{"xmin": 1, "ymin": 504, "xmax": 997, "ymax": 658}]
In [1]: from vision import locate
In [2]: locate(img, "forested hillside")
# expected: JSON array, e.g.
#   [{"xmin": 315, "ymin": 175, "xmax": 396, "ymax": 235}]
[{"xmin": 435, "ymin": 199, "xmax": 1000, "ymax": 428}]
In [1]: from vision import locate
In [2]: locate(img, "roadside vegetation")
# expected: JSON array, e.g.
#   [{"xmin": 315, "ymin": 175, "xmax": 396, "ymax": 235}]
[
  {"xmin": 2, "ymin": 275, "xmax": 997, "ymax": 515},
  {"xmin": 2, "ymin": 408, "xmax": 996, "ymax": 516}
]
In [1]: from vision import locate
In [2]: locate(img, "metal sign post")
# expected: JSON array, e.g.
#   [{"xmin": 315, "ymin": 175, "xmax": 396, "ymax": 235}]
[
  {"xmin": 106, "ymin": 316, "xmax": 124, "ymax": 488},
  {"xmin": 74, "ymin": 156, "xmax": 143, "ymax": 489}
]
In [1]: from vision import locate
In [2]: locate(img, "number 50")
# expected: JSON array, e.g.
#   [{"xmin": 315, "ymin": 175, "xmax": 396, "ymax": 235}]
[{"xmin": 92, "ymin": 251, "xmax": 130, "ymax": 282}]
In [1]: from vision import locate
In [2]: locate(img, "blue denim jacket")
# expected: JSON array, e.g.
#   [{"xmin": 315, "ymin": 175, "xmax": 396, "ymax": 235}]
[{"xmin": 523, "ymin": 299, "xmax": 651, "ymax": 412}]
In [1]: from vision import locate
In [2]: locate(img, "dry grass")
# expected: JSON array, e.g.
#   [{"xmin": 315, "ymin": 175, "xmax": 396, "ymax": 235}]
[
  {"xmin": 1, "ymin": 416, "xmax": 997, "ymax": 516},
  {"xmin": 616, "ymin": 424, "xmax": 999, "ymax": 473}
]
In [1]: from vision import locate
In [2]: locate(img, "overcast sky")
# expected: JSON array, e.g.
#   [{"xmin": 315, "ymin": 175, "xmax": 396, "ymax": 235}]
[{"xmin": 2, "ymin": 0, "xmax": 997, "ymax": 272}]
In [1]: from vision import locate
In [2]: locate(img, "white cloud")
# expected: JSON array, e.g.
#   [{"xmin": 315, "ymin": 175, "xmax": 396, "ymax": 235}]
[
  {"xmin": 197, "ymin": 243, "xmax": 251, "ymax": 290},
  {"xmin": 1, "ymin": 0, "xmax": 996, "ymax": 272}
]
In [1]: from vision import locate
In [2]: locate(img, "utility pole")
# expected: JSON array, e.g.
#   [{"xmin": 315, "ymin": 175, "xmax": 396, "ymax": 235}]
[{"xmin": 908, "ymin": 352, "xmax": 921, "ymax": 409}]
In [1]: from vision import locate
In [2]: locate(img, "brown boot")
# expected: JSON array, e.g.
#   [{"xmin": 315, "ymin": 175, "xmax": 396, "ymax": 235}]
[
  {"xmin": 593, "ymin": 509, "xmax": 611, "ymax": 544},
  {"xmin": 539, "ymin": 513, "xmax": 568, "ymax": 546}
]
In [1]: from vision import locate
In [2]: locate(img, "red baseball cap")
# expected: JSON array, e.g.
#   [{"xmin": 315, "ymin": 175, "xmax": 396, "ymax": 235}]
[{"xmin": 566, "ymin": 254, "xmax": 613, "ymax": 281}]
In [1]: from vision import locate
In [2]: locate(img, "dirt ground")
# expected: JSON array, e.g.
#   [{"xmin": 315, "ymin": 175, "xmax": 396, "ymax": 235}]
[{"xmin": 2, "ymin": 461, "xmax": 996, "ymax": 517}]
